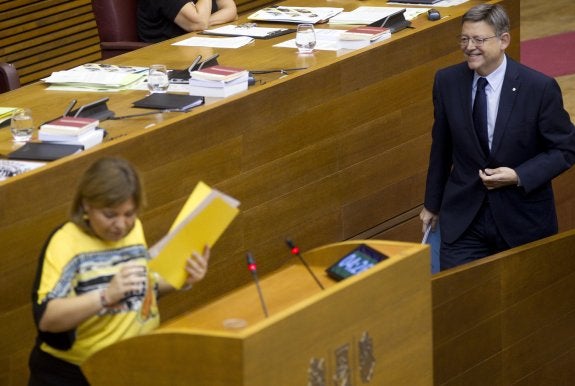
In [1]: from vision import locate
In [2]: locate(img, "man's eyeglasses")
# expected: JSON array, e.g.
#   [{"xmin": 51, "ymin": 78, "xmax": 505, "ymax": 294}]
[{"xmin": 458, "ymin": 35, "xmax": 498, "ymax": 47}]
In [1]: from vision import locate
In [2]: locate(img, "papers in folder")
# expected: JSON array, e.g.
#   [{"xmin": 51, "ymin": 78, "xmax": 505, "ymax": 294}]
[
  {"xmin": 172, "ymin": 36, "xmax": 254, "ymax": 48},
  {"xmin": 202, "ymin": 25, "xmax": 295, "ymax": 39},
  {"xmin": 42, "ymin": 63, "xmax": 147, "ymax": 91},
  {"xmin": 149, "ymin": 182, "xmax": 240, "ymax": 289},
  {"xmin": 247, "ymin": 6, "xmax": 343, "ymax": 24},
  {"xmin": 329, "ymin": 7, "xmax": 428, "ymax": 25}
]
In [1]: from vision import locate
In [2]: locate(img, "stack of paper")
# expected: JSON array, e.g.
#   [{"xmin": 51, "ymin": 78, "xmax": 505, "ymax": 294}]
[
  {"xmin": 201, "ymin": 25, "xmax": 294, "ymax": 39},
  {"xmin": 0, "ymin": 160, "xmax": 46, "ymax": 181},
  {"xmin": 339, "ymin": 26, "xmax": 391, "ymax": 49},
  {"xmin": 42, "ymin": 63, "xmax": 147, "ymax": 92},
  {"xmin": 248, "ymin": 6, "xmax": 343, "ymax": 24},
  {"xmin": 39, "ymin": 117, "xmax": 104, "ymax": 149},
  {"xmin": 188, "ymin": 65, "xmax": 249, "ymax": 98},
  {"xmin": 329, "ymin": 6, "xmax": 426, "ymax": 25},
  {"xmin": 275, "ymin": 29, "xmax": 390, "ymax": 51}
]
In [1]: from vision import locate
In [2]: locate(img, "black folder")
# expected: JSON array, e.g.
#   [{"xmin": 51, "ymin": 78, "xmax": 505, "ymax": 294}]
[
  {"xmin": 8, "ymin": 142, "xmax": 83, "ymax": 161},
  {"xmin": 132, "ymin": 94, "xmax": 204, "ymax": 111}
]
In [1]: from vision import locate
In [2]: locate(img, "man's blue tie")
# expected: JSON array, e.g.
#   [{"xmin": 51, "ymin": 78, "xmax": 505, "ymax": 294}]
[{"xmin": 473, "ymin": 77, "xmax": 489, "ymax": 155}]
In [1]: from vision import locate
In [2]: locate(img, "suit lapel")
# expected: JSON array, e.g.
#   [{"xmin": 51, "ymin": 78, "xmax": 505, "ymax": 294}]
[{"xmin": 490, "ymin": 58, "xmax": 520, "ymax": 157}]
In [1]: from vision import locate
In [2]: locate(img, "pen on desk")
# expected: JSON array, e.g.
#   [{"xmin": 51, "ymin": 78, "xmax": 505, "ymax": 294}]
[{"xmin": 62, "ymin": 99, "xmax": 77, "ymax": 117}]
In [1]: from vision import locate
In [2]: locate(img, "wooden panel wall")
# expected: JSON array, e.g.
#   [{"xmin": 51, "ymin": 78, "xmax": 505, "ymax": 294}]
[
  {"xmin": 0, "ymin": 0, "xmax": 101, "ymax": 85},
  {"xmin": 432, "ymin": 230, "xmax": 575, "ymax": 385},
  {"xmin": 0, "ymin": 0, "xmax": 281, "ymax": 86}
]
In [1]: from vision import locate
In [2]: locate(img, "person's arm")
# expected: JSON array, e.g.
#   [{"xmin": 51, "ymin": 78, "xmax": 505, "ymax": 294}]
[
  {"xmin": 208, "ymin": 0, "xmax": 238, "ymax": 27},
  {"xmin": 157, "ymin": 245, "xmax": 211, "ymax": 296},
  {"xmin": 39, "ymin": 263, "xmax": 147, "ymax": 333},
  {"xmin": 174, "ymin": 0, "xmax": 213, "ymax": 31},
  {"xmin": 174, "ymin": 0, "xmax": 237, "ymax": 32},
  {"xmin": 511, "ymin": 78, "xmax": 575, "ymax": 193}
]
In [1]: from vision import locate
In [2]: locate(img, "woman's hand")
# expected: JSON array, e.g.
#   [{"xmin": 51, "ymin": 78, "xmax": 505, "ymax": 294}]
[
  {"xmin": 183, "ymin": 245, "xmax": 211, "ymax": 287},
  {"xmin": 104, "ymin": 262, "xmax": 147, "ymax": 305}
]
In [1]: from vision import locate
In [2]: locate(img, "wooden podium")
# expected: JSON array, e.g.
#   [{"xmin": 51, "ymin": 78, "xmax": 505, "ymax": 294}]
[{"xmin": 82, "ymin": 240, "xmax": 432, "ymax": 385}]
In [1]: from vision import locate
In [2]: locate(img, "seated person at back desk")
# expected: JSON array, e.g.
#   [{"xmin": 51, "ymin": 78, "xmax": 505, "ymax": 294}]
[{"xmin": 137, "ymin": 0, "xmax": 238, "ymax": 43}]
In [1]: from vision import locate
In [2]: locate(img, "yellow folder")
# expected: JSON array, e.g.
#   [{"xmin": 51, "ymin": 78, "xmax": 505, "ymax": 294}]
[{"xmin": 149, "ymin": 181, "xmax": 240, "ymax": 288}]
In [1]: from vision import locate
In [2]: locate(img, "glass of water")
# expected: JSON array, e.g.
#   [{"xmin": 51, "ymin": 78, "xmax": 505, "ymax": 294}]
[
  {"xmin": 295, "ymin": 24, "xmax": 316, "ymax": 54},
  {"xmin": 147, "ymin": 64, "xmax": 169, "ymax": 93},
  {"xmin": 10, "ymin": 108, "xmax": 34, "ymax": 142}
]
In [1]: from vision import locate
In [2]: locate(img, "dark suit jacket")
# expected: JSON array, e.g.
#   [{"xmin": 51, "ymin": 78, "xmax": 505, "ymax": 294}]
[{"xmin": 424, "ymin": 56, "xmax": 575, "ymax": 247}]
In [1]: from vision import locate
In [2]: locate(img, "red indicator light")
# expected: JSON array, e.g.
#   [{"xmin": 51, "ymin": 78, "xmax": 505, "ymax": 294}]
[
  {"xmin": 291, "ymin": 247, "xmax": 299, "ymax": 255},
  {"xmin": 248, "ymin": 263, "xmax": 257, "ymax": 272}
]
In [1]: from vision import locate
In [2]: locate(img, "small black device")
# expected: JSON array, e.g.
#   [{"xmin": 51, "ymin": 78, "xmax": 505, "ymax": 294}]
[
  {"xmin": 368, "ymin": 8, "xmax": 411, "ymax": 34},
  {"xmin": 169, "ymin": 54, "xmax": 221, "ymax": 84},
  {"xmin": 427, "ymin": 9, "xmax": 441, "ymax": 21},
  {"xmin": 325, "ymin": 244, "xmax": 388, "ymax": 281},
  {"xmin": 69, "ymin": 97, "xmax": 115, "ymax": 121}
]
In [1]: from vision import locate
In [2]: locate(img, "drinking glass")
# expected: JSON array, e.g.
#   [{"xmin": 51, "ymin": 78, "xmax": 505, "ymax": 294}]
[
  {"xmin": 295, "ymin": 24, "xmax": 316, "ymax": 54},
  {"xmin": 10, "ymin": 108, "xmax": 34, "ymax": 142},
  {"xmin": 147, "ymin": 64, "xmax": 169, "ymax": 93}
]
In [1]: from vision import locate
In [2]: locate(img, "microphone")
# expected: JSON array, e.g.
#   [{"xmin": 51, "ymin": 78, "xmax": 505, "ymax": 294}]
[
  {"xmin": 246, "ymin": 252, "xmax": 269, "ymax": 318},
  {"xmin": 285, "ymin": 239, "xmax": 325, "ymax": 290}
]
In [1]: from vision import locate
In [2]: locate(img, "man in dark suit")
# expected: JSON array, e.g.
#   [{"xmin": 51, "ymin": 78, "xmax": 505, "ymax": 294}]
[{"xmin": 420, "ymin": 4, "xmax": 575, "ymax": 270}]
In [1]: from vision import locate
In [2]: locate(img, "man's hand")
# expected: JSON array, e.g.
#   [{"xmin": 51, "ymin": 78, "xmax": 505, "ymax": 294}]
[
  {"xmin": 419, "ymin": 207, "xmax": 438, "ymax": 233},
  {"xmin": 479, "ymin": 167, "xmax": 519, "ymax": 190}
]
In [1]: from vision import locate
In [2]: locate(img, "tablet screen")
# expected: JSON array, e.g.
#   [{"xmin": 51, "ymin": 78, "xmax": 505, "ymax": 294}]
[{"xmin": 326, "ymin": 244, "xmax": 388, "ymax": 281}]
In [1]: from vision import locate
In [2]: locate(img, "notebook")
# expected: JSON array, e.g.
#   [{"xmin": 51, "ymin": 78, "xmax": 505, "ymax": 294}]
[
  {"xmin": 8, "ymin": 142, "xmax": 83, "ymax": 161},
  {"xmin": 132, "ymin": 94, "xmax": 204, "ymax": 111}
]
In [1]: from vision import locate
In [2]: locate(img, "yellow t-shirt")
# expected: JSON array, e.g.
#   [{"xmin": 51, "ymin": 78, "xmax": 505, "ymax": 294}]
[{"xmin": 33, "ymin": 220, "xmax": 160, "ymax": 365}]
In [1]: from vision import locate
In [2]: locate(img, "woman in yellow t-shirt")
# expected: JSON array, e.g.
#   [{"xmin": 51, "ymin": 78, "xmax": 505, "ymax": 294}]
[{"xmin": 28, "ymin": 157, "xmax": 210, "ymax": 386}]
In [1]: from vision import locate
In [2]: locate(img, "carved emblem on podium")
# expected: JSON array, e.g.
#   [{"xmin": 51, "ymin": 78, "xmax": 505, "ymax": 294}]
[
  {"xmin": 308, "ymin": 357, "xmax": 326, "ymax": 386},
  {"xmin": 333, "ymin": 343, "xmax": 352, "ymax": 386},
  {"xmin": 359, "ymin": 331, "xmax": 376, "ymax": 382}
]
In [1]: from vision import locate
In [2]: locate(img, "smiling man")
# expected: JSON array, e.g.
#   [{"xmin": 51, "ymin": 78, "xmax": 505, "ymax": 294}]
[{"xmin": 419, "ymin": 4, "xmax": 575, "ymax": 270}]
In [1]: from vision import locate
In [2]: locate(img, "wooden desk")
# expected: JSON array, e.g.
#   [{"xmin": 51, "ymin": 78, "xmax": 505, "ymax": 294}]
[
  {"xmin": 83, "ymin": 240, "xmax": 433, "ymax": 385},
  {"xmin": 432, "ymin": 229, "xmax": 575, "ymax": 384},
  {"xmin": 0, "ymin": 1, "xmax": 520, "ymax": 384}
]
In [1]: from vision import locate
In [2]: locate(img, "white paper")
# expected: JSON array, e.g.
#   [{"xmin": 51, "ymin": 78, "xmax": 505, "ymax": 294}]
[
  {"xmin": 330, "ymin": 7, "xmax": 428, "ymax": 25},
  {"xmin": 43, "ymin": 71, "xmax": 144, "ymax": 87},
  {"xmin": 172, "ymin": 36, "xmax": 254, "ymax": 48},
  {"xmin": 203, "ymin": 25, "xmax": 290, "ymax": 38},
  {"xmin": 247, "ymin": 6, "xmax": 343, "ymax": 24},
  {"xmin": 0, "ymin": 160, "xmax": 46, "ymax": 181},
  {"xmin": 388, "ymin": 0, "xmax": 468, "ymax": 7},
  {"xmin": 274, "ymin": 29, "xmax": 388, "ymax": 51}
]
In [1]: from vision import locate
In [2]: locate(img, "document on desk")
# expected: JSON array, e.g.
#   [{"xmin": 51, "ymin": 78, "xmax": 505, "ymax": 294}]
[
  {"xmin": 172, "ymin": 36, "xmax": 254, "ymax": 48},
  {"xmin": 247, "ymin": 6, "xmax": 343, "ymax": 24},
  {"xmin": 0, "ymin": 160, "xmax": 46, "ymax": 181},
  {"xmin": 42, "ymin": 64, "xmax": 146, "ymax": 91},
  {"xmin": 329, "ymin": 7, "xmax": 427, "ymax": 25},
  {"xmin": 274, "ymin": 29, "xmax": 388, "ymax": 51},
  {"xmin": 388, "ymin": 0, "xmax": 468, "ymax": 6},
  {"xmin": 201, "ymin": 25, "xmax": 295, "ymax": 39}
]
